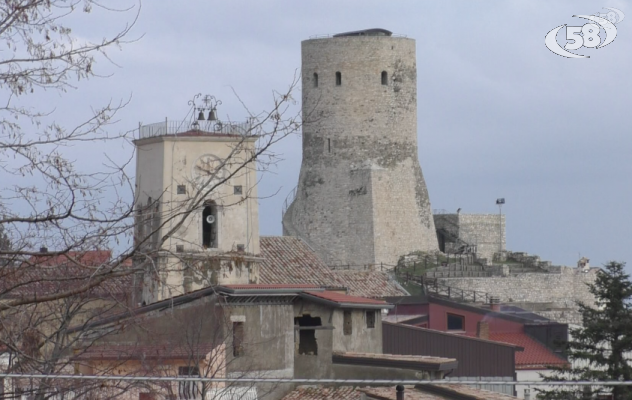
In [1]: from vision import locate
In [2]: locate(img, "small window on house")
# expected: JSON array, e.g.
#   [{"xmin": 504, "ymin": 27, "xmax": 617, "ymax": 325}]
[
  {"xmin": 177, "ymin": 367, "xmax": 200, "ymax": 399},
  {"xmin": 313, "ymin": 72, "xmax": 319, "ymax": 88},
  {"xmin": 447, "ymin": 313, "xmax": 465, "ymax": 331},
  {"xmin": 202, "ymin": 202, "xmax": 218, "ymax": 249},
  {"xmin": 343, "ymin": 310, "xmax": 352, "ymax": 335},
  {"xmin": 233, "ymin": 322, "xmax": 244, "ymax": 357},
  {"xmin": 234, "ymin": 185, "xmax": 243, "ymax": 195},
  {"xmin": 176, "ymin": 245, "xmax": 184, "ymax": 253},
  {"xmin": 177, "ymin": 185, "xmax": 186, "ymax": 195},
  {"xmin": 335, "ymin": 71, "xmax": 342, "ymax": 86},
  {"xmin": 366, "ymin": 311, "xmax": 376, "ymax": 328},
  {"xmin": 381, "ymin": 71, "xmax": 388, "ymax": 85},
  {"xmin": 295, "ymin": 315, "xmax": 321, "ymax": 355},
  {"xmin": 236, "ymin": 244, "xmax": 245, "ymax": 252}
]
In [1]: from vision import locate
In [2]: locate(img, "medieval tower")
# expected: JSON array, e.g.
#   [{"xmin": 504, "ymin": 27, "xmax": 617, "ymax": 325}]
[{"xmin": 282, "ymin": 29, "xmax": 438, "ymax": 267}]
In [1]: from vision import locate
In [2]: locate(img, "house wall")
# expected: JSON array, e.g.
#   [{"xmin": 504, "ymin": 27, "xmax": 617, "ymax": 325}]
[
  {"xmin": 427, "ymin": 303, "xmax": 523, "ymax": 334},
  {"xmin": 332, "ymin": 308, "xmax": 382, "ymax": 354},
  {"xmin": 292, "ymin": 300, "xmax": 335, "ymax": 380}
]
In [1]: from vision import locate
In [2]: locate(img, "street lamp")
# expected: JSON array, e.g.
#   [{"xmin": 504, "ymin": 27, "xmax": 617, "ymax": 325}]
[{"xmin": 496, "ymin": 198, "xmax": 505, "ymax": 253}]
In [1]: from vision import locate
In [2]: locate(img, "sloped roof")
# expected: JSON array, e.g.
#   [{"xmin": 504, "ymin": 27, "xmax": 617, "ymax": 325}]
[
  {"xmin": 259, "ymin": 236, "xmax": 344, "ymax": 287},
  {"xmin": 1, "ymin": 250, "xmax": 136, "ymax": 301},
  {"xmin": 72, "ymin": 343, "xmax": 217, "ymax": 361},
  {"xmin": 333, "ymin": 270, "xmax": 408, "ymax": 298},
  {"xmin": 281, "ymin": 386, "xmax": 360, "ymax": 400},
  {"xmin": 488, "ymin": 332, "xmax": 569, "ymax": 370},
  {"xmin": 259, "ymin": 236, "xmax": 407, "ymax": 298},
  {"xmin": 302, "ymin": 291, "xmax": 392, "ymax": 309}
]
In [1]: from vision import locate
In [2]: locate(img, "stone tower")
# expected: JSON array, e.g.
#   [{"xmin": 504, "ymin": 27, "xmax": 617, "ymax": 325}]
[
  {"xmin": 282, "ymin": 29, "xmax": 438, "ymax": 268},
  {"xmin": 134, "ymin": 116, "xmax": 260, "ymax": 304}
]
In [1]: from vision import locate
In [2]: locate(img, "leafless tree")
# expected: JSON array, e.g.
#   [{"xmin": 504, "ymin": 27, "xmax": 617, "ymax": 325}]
[{"xmin": 0, "ymin": 1, "xmax": 302, "ymax": 399}]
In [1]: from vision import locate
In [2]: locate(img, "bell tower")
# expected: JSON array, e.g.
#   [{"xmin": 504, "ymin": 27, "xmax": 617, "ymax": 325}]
[
  {"xmin": 133, "ymin": 95, "xmax": 260, "ymax": 304},
  {"xmin": 283, "ymin": 29, "xmax": 439, "ymax": 267}
]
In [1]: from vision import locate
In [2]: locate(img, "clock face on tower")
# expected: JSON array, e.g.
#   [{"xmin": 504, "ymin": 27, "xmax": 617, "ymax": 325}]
[{"xmin": 192, "ymin": 154, "xmax": 225, "ymax": 189}]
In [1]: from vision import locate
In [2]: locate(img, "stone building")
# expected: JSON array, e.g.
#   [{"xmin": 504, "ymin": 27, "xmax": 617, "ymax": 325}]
[
  {"xmin": 434, "ymin": 211, "xmax": 506, "ymax": 264},
  {"xmin": 283, "ymin": 28, "xmax": 438, "ymax": 268},
  {"xmin": 133, "ymin": 118, "xmax": 261, "ymax": 303}
]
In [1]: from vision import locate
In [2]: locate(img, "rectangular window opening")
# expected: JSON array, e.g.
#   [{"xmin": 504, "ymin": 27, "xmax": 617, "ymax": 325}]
[
  {"xmin": 177, "ymin": 185, "xmax": 186, "ymax": 195},
  {"xmin": 343, "ymin": 310, "xmax": 352, "ymax": 335},
  {"xmin": 234, "ymin": 185, "xmax": 243, "ymax": 195},
  {"xmin": 233, "ymin": 322, "xmax": 244, "ymax": 357},
  {"xmin": 366, "ymin": 311, "xmax": 376, "ymax": 328},
  {"xmin": 295, "ymin": 315, "xmax": 321, "ymax": 355},
  {"xmin": 327, "ymin": 138, "xmax": 331, "ymax": 153},
  {"xmin": 447, "ymin": 313, "xmax": 465, "ymax": 331},
  {"xmin": 335, "ymin": 71, "xmax": 342, "ymax": 86}
]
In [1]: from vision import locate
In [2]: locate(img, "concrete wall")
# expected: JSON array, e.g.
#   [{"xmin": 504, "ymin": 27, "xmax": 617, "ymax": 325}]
[
  {"xmin": 285, "ymin": 33, "xmax": 438, "ymax": 268},
  {"xmin": 332, "ymin": 308, "xmax": 382, "ymax": 354},
  {"xmin": 437, "ymin": 267, "xmax": 599, "ymax": 310}
]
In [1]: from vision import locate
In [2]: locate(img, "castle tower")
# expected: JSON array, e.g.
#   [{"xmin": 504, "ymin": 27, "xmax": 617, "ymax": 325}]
[
  {"xmin": 134, "ymin": 112, "xmax": 260, "ymax": 304},
  {"xmin": 282, "ymin": 29, "xmax": 438, "ymax": 267}
]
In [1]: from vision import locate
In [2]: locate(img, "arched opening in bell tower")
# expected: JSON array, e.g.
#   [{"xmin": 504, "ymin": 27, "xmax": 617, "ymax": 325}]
[{"xmin": 202, "ymin": 201, "xmax": 218, "ymax": 249}]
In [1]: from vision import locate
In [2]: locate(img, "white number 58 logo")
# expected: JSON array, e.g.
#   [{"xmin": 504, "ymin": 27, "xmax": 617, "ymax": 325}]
[{"xmin": 545, "ymin": 11, "xmax": 622, "ymax": 58}]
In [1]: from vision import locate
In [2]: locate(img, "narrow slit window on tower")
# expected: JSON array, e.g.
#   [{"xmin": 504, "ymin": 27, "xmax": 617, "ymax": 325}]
[
  {"xmin": 202, "ymin": 202, "xmax": 218, "ymax": 249},
  {"xmin": 335, "ymin": 71, "xmax": 342, "ymax": 86},
  {"xmin": 313, "ymin": 72, "xmax": 319, "ymax": 88},
  {"xmin": 381, "ymin": 71, "xmax": 388, "ymax": 85},
  {"xmin": 327, "ymin": 138, "xmax": 331, "ymax": 153}
]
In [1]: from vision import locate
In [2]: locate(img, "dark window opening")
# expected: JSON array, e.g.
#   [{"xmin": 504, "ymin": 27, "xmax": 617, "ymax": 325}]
[
  {"xmin": 366, "ymin": 311, "xmax": 376, "ymax": 328},
  {"xmin": 177, "ymin": 185, "xmax": 186, "ymax": 195},
  {"xmin": 176, "ymin": 245, "xmax": 184, "ymax": 253},
  {"xmin": 236, "ymin": 244, "xmax": 245, "ymax": 252},
  {"xmin": 447, "ymin": 313, "xmax": 465, "ymax": 331},
  {"xmin": 233, "ymin": 322, "xmax": 244, "ymax": 357},
  {"xmin": 202, "ymin": 202, "xmax": 218, "ymax": 249},
  {"xmin": 327, "ymin": 138, "xmax": 331, "ymax": 153},
  {"xmin": 313, "ymin": 72, "xmax": 319, "ymax": 88},
  {"xmin": 335, "ymin": 71, "xmax": 342, "ymax": 86},
  {"xmin": 234, "ymin": 185, "xmax": 243, "ymax": 195},
  {"xmin": 343, "ymin": 310, "xmax": 352, "ymax": 335},
  {"xmin": 295, "ymin": 315, "xmax": 321, "ymax": 356},
  {"xmin": 381, "ymin": 71, "xmax": 388, "ymax": 85},
  {"xmin": 178, "ymin": 366, "xmax": 200, "ymax": 400}
]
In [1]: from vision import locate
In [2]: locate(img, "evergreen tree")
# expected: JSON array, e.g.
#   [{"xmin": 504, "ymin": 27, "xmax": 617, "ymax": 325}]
[{"xmin": 537, "ymin": 261, "xmax": 632, "ymax": 399}]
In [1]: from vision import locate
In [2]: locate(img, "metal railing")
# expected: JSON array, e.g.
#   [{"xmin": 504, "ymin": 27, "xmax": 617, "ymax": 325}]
[
  {"xmin": 281, "ymin": 186, "xmax": 298, "ymax": 219},
  {"xmin": 138, "ymin": 119, "xmax": 254, "ymax": 140},
  {"xmin": 397, "ymin": 274, "xmax": 492, "ymax": 304}
]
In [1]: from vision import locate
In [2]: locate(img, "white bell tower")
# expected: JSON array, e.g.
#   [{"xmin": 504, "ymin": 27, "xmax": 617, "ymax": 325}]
[{"xmin": 133, "ymin": 94, "xmax": 261, "ymax": 304}]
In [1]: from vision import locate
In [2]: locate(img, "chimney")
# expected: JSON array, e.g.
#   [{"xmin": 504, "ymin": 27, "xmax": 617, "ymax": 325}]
[
  {"xmin": 524, "ymin": 388, "xmax": 531, "ymax": 400},
  {"xmin": 396, "ymin": 385, "xmax": 404, "ymax": 400},
  {"xmin": 476, "ymin": 321, "xmax": 489, "ymax": 340},
  {"xmin": 489, "ymin": 296, "xmax": 501, "ymax": 312},
  {"xmin": 39, "ymin": 246, "xmax": 48, "ymax": 253}
]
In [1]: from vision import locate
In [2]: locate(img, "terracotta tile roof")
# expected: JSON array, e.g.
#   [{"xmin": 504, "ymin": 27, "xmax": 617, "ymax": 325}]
[
  {"xmin": 72, "ymin": 343, "xmax": 217, "ymax": 361},
  {"xmin": 221, "ymin": 284, "xmax": 320, "ymax": 290},
  {"xmin": 333, "ymin": 270, "xmax": 408, "ymax": 298},
  {"xmin": 303, "ymin": 290, "xmax": 389, "ymax": 306},
  {"xmin": 281, "ymin": 386, "xmax": 361, "ymax": 400},
  {"xmin": 259, "ymin": 236, "xmax": 344, "ymax": 288},
  {"xmin": 360, "ymin": 385, "xmax": 518, "ymax": 399},
  {"xmin": 488, "ymin": 332, "xmax": 569, "ymax": 370},
  {"xmin": 0, "ymin": 250, "xmax": 136, "ymax": 301}
]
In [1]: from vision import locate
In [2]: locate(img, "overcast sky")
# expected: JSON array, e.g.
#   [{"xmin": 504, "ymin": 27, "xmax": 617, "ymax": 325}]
[{"xmin": 20, "ymin": 0, "xmax": 632, "ymax": 268}]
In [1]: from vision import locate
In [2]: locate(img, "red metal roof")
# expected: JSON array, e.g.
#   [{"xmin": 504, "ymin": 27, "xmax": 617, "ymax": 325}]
[
  {"xmin": 488, "ymin": 332, "xmax": 569, "ymax": 370},
  {"xmin": 222, "ymin": 284, "xmax": 320, "ymax": 290},
  {"xmin": 304, "ymin": 290, "xmax": 389, "ymax": 305}
]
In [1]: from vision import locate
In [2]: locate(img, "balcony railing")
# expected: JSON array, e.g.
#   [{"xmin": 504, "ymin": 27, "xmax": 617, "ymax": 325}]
[{"xmin": 138, "ymin": 119, "xmax": 254, "ymax": 140}]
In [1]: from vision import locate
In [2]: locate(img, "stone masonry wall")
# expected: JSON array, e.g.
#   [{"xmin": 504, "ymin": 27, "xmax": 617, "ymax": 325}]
[
  {"xmin": 433, "ymin": 213, "xmax": 505, "ymax": 263},
  {"xmin": 437, "ymin": 266, "xmax": 599, "ymax": 309},
  {"xmin": 284, "ymin": 33, "xmax": 438, "ymax": 267}
]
